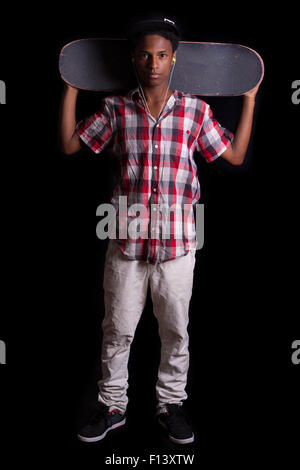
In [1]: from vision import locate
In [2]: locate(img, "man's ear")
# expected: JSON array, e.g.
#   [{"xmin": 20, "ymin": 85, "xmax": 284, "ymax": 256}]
[{"xmin": 172, "ymin": 51, "xmax": 177, "ymax": 63}]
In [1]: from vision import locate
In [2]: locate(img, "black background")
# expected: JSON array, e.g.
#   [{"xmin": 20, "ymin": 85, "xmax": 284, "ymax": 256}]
[{"xmin": 0, "ymin": 1, "xmax": 299, "ymax": 467}]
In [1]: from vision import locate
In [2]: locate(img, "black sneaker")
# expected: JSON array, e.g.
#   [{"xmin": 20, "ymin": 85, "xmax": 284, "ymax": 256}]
[
  {"xmin": 77, "ymin": 405, "xmax": 126, "ymax": 442},
  {"xmin": 158, "ymin": 404, "xmax": 194, "ymax": 444}
]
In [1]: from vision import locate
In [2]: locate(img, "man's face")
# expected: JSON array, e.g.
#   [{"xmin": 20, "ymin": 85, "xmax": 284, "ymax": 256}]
[{"xmin": 132, "ymin": 34, "xmax": 176, "ymax": 88}]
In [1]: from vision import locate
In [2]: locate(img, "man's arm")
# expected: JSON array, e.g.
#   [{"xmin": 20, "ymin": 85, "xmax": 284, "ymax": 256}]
[
  {"xmin": 220, "ymin": 85, "xmax": 259, "ymax": 166},
  {"xmin": 58, "ymin": 84, "xmax": 83, "ymax": 155}
]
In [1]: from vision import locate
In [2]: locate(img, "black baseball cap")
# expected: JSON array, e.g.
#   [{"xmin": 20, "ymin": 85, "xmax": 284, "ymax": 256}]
[{"xmin": 126, "ymin": 16, "xmax": 180, "ymax": 38}]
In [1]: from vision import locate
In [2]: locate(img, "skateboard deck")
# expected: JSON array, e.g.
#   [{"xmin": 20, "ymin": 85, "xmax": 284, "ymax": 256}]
[{"xmin": 59, "ymin": 39, "xmax": 264, "ymax": 96}]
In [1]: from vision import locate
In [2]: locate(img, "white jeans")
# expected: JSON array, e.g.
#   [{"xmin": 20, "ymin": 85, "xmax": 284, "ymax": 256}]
[{"xmin": 98, "ymin": 240, "xmax": 196, "ymax": 413}]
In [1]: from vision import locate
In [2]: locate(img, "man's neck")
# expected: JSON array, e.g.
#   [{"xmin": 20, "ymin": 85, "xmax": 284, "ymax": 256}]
[{"xmin": 143, "ymin": 84, "xmax": 173, "ymax": 104}]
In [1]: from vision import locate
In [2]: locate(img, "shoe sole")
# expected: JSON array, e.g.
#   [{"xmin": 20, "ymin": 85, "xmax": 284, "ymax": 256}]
[
  {"xmin": 77, "ymin": 417, "xmax": 126, "ymax": 443},
  {"xmin": 158, "ymin": 418, "xmax": 194, "ymax": 445}
]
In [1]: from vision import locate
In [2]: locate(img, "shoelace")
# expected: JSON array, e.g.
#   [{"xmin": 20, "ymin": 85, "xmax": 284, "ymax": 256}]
[
  {"xmin": 89, "ymin": 407, "xmax": 120, "ymax": 425},
  {"xmin": 108, "ymin": 409, "xmax": 120, "ymax": 415}
]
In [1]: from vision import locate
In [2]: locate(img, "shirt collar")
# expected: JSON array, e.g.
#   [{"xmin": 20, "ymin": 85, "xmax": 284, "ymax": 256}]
[{"xmin": 129, "ymin": 87, "xmax": 182, "ymax": 108}]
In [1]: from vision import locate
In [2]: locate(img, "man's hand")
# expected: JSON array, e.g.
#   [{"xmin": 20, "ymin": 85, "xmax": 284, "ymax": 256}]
[
  {"xmin": 244, "ymin": 82, "xmax": 260, "ymax": 100},
  {"xmin": 64, "ymin": 82, "xmax": 80, "ymax": 94}
]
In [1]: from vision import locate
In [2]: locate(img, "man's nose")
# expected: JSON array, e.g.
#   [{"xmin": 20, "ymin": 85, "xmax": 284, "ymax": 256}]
[{"xmin": 148, "ymin": 55, "xmax": 158, "ymax": 69}]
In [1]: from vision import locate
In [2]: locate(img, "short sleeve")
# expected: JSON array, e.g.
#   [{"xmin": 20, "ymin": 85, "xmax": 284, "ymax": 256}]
[
  {"xmin": 196, "ymin": 104, "xmax": 234, "ymax": 162},
  {"xmin": 76, "ymin": 100, "xmax": 113, "ymax": 154}
]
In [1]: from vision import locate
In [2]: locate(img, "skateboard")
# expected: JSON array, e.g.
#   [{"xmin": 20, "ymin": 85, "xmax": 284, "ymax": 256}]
[{"xmin": 59, "ymin": 39, "xmax": 264, "ymax": 96}]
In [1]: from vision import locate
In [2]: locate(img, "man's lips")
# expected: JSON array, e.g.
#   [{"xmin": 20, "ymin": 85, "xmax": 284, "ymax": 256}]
[{"xmin": 148, "ymin": 73, "xmax": 160, "ymax": 79}]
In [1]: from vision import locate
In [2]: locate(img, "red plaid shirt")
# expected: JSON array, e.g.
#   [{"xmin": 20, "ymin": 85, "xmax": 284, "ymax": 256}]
[{"xmin": 76, "ymin": 89, "xmax": 233, "ymax": 264}]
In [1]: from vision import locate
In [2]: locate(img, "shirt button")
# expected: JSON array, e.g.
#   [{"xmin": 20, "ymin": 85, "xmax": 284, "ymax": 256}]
[
  {"xmin": 153, "ymin": 188, "xmax": 157, "ymax": 192},
  {"xmin": 154, "ymin": 166, "xmax": 158, "ymax": 170},
  {"xmin": 154, "ymin": 144, "xmax": 158, "ymax": 149}
]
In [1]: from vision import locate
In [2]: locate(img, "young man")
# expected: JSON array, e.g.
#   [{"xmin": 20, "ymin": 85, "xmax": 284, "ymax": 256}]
[{"xmin": 59, "ymin": 16, "xmax": 259, "ymax": 444}]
